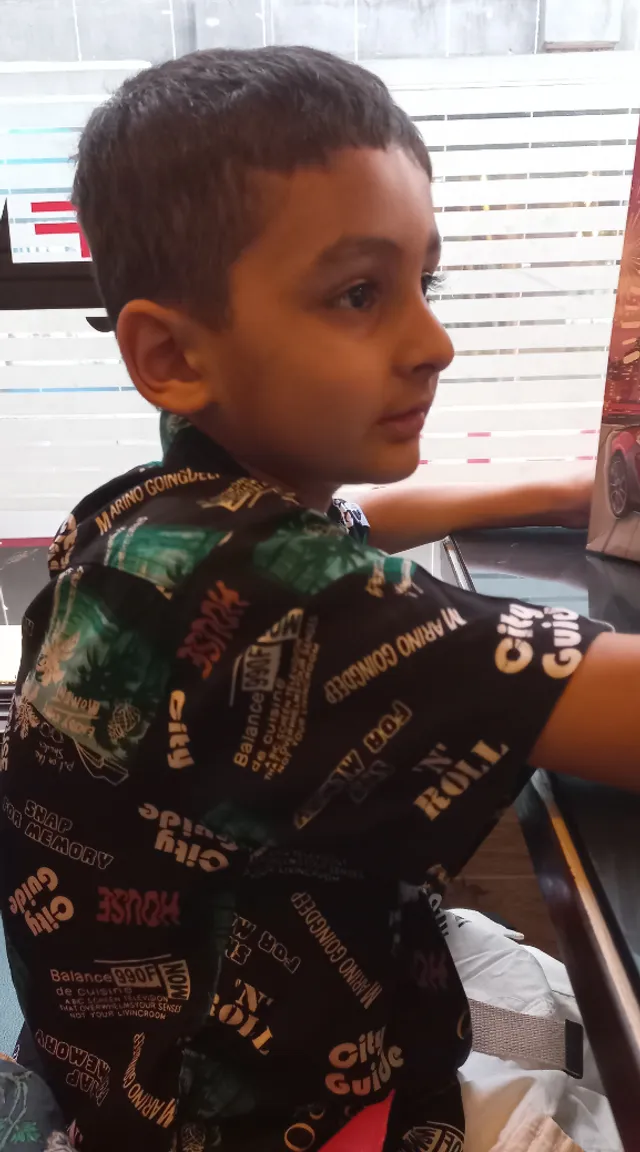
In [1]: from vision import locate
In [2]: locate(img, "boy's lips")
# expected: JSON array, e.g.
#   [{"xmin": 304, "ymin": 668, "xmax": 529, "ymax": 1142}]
[{"xmin": 378, "ymin": 405, "xmax": 429, "ymax": 441}]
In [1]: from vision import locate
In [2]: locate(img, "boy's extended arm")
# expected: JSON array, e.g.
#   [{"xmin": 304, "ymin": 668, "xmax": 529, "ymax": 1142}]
[
  {"xmin": 360, "ymin": 472, "xmax": 593, "ymax": 553},
  {"xmin": 359, "ymin": 471, "xmax": 640, "ymax": 787},
  {"xmin": 532, "ymin": 631, "xmax": 640, "ymax": 783}
]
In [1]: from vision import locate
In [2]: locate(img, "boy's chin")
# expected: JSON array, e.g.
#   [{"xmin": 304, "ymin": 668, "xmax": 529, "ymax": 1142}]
[{"xmin": 357, "ymin": 443, "xmax": 422, "ymax": 486}]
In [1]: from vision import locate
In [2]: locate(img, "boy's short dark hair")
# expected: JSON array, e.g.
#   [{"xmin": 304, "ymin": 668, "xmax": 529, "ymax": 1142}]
[{"xmin": 72, "ymin": 46, "xmax": 432, "ymax": 327}]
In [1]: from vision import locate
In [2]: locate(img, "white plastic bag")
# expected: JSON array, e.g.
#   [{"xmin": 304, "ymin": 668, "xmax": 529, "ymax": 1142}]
[{"xmin": 446, "ymin": 909, "xmax": 621, "ymax": 1152}]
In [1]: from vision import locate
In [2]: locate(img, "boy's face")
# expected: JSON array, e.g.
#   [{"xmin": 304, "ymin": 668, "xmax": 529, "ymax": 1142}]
[
  {"xmin": 122, "ymin": 146, "xmax": 454, "ymax": 501},
  {"xmin": 206, "ymin": 147, "xmax": 453, "ymax": 495}
]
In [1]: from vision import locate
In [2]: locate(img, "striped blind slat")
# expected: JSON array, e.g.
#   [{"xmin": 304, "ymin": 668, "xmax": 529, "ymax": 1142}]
[{"xmin": 1, "ymin": 53, "xmax": 638, "ymax": 535}]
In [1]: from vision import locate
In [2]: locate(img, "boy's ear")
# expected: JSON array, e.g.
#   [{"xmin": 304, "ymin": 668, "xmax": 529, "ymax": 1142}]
[{"xmin": 116, "ymin": 300, "xmax": 219, "ymax": 415}]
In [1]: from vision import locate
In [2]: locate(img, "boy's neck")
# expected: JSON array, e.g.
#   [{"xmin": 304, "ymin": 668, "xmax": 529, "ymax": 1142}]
[
  {"xmin": 243, "ymin": 460, "xmax": 338, "ymax": 516},
  {"xmin": 184, "ymin": 413, "xmax": 338, "ymax": 515}
]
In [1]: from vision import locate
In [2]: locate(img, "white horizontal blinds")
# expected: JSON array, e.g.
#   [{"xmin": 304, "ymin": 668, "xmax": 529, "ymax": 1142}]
[
  {"xmin": 435, "ymin": 205, "xmax": 626, "ymax": 237},
  {"xmin": 0, "ymin": 64, "xmax": 157, "ymax": 539},
  {"xmin": 0, "ymin": 62, "xmax": 144, "ymax": 196},
  {"xmin": 0, "ymin": 309, "xmax": 159, "ymax": 537},
  {"xmin": 373, "ymin": 50, "xmax": 638, "ymax": 488},
  {"xmin": 1, "ymin": 54, "xmax": 638, "ymax": 536},
  {"xmin": 0, "ymin": 63, "xmax": 146, "ymax": 268},
  {"xmin": 0, "ymin": 309, "xmax": 158, "ymax": 479}
]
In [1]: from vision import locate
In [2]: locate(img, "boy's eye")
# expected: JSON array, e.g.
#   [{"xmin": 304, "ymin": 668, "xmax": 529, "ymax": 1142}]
[
  {"xmin": 335, "ymin": 282, "xmax": 378, "ymax": 311},
  {"xmin": 421, "ymin": 271, "xmax": 445, "ymax": 298},
  {"xmin": 333, "ymin": 272, "xmax": 446, "ymax": 311}
]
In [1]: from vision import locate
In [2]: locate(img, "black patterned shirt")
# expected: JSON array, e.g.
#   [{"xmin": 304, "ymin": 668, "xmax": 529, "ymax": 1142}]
[{"xmin": 0, "ymin": 416, "xmax": 605, "ymax": 1152}]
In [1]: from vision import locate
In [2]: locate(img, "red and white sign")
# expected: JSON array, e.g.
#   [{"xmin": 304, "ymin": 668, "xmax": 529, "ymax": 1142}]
[{"xmin": 7, "ymin": 193, "xmax": 90, "ymax": 264}]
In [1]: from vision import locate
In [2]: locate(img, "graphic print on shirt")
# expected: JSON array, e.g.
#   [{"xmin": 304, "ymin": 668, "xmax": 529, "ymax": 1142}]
[
  {"xmin": 324, "ymin": 1027, "xmax": 404, "ymax": 1098},
  {"xmin": 411, "ymin": 739, "xmax": 510, "ymax": 823},
  {"xmin": 177, "ymin": 582, "xmax": 249, "ymax": 680},
  {"xmin": 24, "ymin": 568, "xmax": 169, "ymax": 775},
  {"xmin": 494, "ymin": 602, "xmax": 585, "ymax": 679},
  {"xmin": 2, "ymin": 794, "xmax": 113, "ymax": 871},
  {"xmin": 290, "ymin": 892, "xmax": 382, "ymax": 1009},
  {"xmin": 93, "ymin": 469, "xmax": 222, "ymax": 537},
  {"xmin": 323, "ymin": 604, "xmax": 466, "ymax": 705},
  {"xmin": 8, "ymin": 867, "xmax": 74, "ymax": 939},
  {"xmin": 230, "ymin": 612, "xmax": 319, "ymax": 780},
  {"xmin": 49, "ymin": 513, "xmax": 78, "ymax": 573},
  {"xmin": 229, "ymin": 608, "xmax": 305, "ymax": 702},
  {"xmin": 102, "ymin": 522, "xmax": 231, "ymax": 596},
  {"xmin": 365, "ymin": 556, "xmax": 423, "ymax": 600},
  {"xmin": 209, "ymin": 977, "xmax": 275, "ymax": 1056},
  {"xmin": 293, "ymin": 699, "xmax": 413, "ymax": 830},
  {"xmin": 50, "ymin": 953, "xmax": 191, "ymax": 1025},
  {"xmin": 138, "ymin": 802, "xmax": 239, "ymax": 873},
  {"xmin": 0, "ymin": 414, "xmax": 607, "ymax": 1152},
  {"xmin": 399, "ymin": 1124, "xmax": 464, "ymax": 1152},
  {"xmin": 199, "ymin": 475, "xmax": 296, "ymax": 513},
  {"xmin": 35, "ymin": 1030, "xmax": 110, "ymax": 1108},
  {"xmin": 123, "ymin": 1033, "xmax": 176, "ymax": 1129},
  {"xmin": 252, "ymin": 511, "xmax": 381, "ymax": 594},
  {"xmin": 328, "ymin": 497, "xmax": 370, "ymax": 544},
  {"xmin": 225, "ymin": 911, "xmax": 301, "ymax": 974}
]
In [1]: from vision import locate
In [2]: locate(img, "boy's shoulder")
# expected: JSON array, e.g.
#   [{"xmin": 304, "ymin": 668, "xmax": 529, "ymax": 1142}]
[
  {"xmin": 48, "ymin": 418, "xmax": 376, "ymax": 602},
  {"xmin": 13, "ymin": 422, "xmax": 390, "ymax": 778}
]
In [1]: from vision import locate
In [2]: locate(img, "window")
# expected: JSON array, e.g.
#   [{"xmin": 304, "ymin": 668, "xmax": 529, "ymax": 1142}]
[{"xmin": 1, "ymin": 0, "xmax": 640, "ymax": 539}]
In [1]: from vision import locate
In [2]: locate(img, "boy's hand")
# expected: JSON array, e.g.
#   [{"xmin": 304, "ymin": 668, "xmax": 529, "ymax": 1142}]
[{"xmin": 360, "ymin": 469, "xmax": 595, "ymax": 553}]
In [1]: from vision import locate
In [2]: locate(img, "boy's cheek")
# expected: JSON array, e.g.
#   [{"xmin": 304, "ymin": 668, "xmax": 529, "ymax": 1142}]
[
  {"xmin": 298, "ymin": 342, "xmax": 389, "ymax": 411},
  {"xmin": 229, "ymin": 316, "xmax": 388, "ymax": 432}
]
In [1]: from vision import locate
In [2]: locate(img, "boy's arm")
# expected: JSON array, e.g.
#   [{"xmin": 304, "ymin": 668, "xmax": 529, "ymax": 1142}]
[
  {"xmin": 170, "ymin": 524, "xmax": 621, "ymax": 885},
  {"xmin": 359, "ymin": 471, "xmax": 593, "ymax": 553},
  {"xmin": 532, "ymin": 631, "xmax": 640, "ymax": 782}
]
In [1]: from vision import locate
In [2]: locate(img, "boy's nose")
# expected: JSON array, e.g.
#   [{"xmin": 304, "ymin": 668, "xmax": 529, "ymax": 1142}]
[{"xmin": 397, "ymin": 300, "xmax": 455, "ymax": 383}]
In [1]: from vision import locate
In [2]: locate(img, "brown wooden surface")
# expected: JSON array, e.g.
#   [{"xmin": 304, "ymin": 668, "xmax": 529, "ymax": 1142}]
[{"xmin": 445, "ymin": 806, "xmax": 559, "ymax": 957}]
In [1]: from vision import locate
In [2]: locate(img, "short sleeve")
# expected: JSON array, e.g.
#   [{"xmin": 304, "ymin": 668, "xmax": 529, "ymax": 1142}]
[
  {"xmin": 281, "ymin": 554, "xmax": 606, "ymax": 880},
  {"xmin": 171, "ymin": 530, "xmax": 608, "ymax": 886}
]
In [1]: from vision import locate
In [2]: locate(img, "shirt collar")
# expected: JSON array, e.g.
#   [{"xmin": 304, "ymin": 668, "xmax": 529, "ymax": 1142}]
[
  {"xmin": 159, "ymin": 414, "xmax": 357, "ymax": 531},
  {"xmin": 160, "ymin": 412, "xmax": 246, "ymax": 478}
]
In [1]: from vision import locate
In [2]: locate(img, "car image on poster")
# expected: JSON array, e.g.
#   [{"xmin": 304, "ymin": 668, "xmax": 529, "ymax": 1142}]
[{"xmin": 588, "ymin": 122, "xmax": 640, "ymax": 559}]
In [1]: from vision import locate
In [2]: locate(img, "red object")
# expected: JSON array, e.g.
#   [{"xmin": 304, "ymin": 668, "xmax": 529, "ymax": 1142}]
[
  {"xmin": 0, "ymin": 539, "xmax": 51, "ymax": 548},
  {"xmin": 31, "ymin": 200, "xmax": 75, "ymax": 214},
  {"xmin": 33, "ymin": 221, "xmax": 90, "ymax": 259},
  {"xmin": 319, "ymin": 1098, "xmax": 391, "ymax": 1152},
  {"xmin": 610, "ymin": 426, "xmax": 640, "ymax": 483},
  {"xmin": 30, "ymin": 200, "xmax": 90, "ymax": 259}
]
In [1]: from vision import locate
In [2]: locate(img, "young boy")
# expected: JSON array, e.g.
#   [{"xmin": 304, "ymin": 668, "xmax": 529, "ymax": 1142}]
[{"xmin": 0, "ymin": 46, "xmax": 635, "ymax": 1152}]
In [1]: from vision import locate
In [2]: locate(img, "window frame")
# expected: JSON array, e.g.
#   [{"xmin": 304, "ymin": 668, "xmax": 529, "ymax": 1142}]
[{"xmin": 0, "ymin": 202, "xmax": 100, "ymax": 312}]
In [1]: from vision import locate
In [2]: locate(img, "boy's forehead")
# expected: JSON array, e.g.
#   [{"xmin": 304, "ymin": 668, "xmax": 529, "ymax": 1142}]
[{"xmin": 248, "ymin": 147, "xmax": 438, "ymax": 272}]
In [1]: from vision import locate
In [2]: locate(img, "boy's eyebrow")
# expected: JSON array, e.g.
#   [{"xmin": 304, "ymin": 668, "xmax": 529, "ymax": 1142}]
[{"xmin": 311, "ymin": 232, "xmax": 442, "ymax": 271}]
